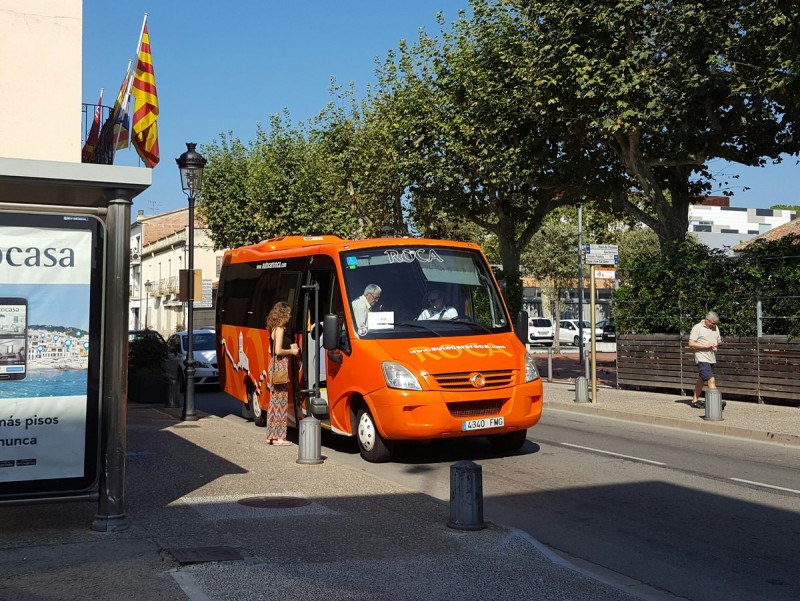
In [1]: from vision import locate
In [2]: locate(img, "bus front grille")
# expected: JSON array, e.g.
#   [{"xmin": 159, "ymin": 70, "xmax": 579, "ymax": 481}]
[
  {"xmin": 446, "ymin": 400, "xmax": 504, "ymax": 418},
  {"xmin": 432, "ymin": 370, "xmax": 514, "ymax": 390}
]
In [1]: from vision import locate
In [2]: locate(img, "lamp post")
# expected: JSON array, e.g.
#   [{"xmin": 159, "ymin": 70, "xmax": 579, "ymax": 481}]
[
  {"xmin": 144, "ymin": 280, "xmax": 152, "ymax": 329},
  {"xmin": 577, "ymin": 203, "xmax": 584, "ymax": 371},
  {"xmin": 176, "ymin": 142, "xmax": 207, "ymax": 422}
]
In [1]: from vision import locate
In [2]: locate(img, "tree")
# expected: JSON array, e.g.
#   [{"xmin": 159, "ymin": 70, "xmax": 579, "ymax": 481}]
[
  {"xmin": 198, "ymin": 91, "xmax": 397, "ymax": 250},
  {"xmin": 506, "ymin": 0, "xmax": 800, "ymax": 255},
  {"xmin": 375, "ymin": 3, "xmax": 595, "ymax": 317},
  {"xmin": 523, "ymin": 217, "xmax": 582, "ymax": 351}
]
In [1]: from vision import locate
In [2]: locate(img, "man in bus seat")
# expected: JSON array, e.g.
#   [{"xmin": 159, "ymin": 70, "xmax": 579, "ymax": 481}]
[
  {"xmin": 351, "ymin": 283, "xmax": 382, "ymax": 331},
  {"xmin": 418, "ymin": 289, "xmax": 458, "ymax": 320}
]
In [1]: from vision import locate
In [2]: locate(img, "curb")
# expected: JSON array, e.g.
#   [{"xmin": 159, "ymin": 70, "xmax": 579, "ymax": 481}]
[{"xmin": 545, "ymin": 402, "xmax": 800, "ymax": 447}]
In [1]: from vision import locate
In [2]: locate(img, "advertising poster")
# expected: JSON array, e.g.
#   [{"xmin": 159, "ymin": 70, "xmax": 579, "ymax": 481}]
[{"xmin": 0, "ymin": 212, "xmax": 103, "ymax": 496}]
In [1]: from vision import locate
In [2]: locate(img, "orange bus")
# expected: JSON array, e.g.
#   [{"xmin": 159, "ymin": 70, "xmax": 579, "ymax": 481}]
[{"xmin": 216, "ymin": 235, "xmax": 543, "ymax": 462}]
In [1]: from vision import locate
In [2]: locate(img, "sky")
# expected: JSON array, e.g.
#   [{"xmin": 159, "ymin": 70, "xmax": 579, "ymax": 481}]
[{"xmin": 82, "ymin": 1, "xmax": 799, "ymax": 218}]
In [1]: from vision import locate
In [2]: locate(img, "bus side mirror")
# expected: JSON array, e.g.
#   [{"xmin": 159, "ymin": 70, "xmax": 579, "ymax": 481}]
[
  {"xmin": 322, "ymin": 314, "xmax": 338, "ymax": 351},
  {"xmin": 515, "ymin": 310, "xmax": 528, "ymax": 345}
]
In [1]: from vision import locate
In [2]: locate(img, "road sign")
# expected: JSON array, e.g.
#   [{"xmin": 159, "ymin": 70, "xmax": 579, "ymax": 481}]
[
  {"xmin": 594, "ymin": 268, "xmax": 616, "ymax": 279},
  {"xmin": 195, "ymin": 278, "xmax": 213, "ymax": 309},
  {"xmin": 585, "ymin": 243, "xmax": 619, "ymax": 266}
]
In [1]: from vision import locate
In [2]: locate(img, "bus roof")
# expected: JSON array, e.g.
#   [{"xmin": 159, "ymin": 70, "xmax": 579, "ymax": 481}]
[{"xmin": 223, "ymin": 235, "xmax": 481, "ymax": 263}]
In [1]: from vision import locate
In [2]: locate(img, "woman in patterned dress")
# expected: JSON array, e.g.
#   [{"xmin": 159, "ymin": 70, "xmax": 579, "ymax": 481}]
[{"xmin": 265, "ymin": 301, "xmax": 298, "ymax": 445}]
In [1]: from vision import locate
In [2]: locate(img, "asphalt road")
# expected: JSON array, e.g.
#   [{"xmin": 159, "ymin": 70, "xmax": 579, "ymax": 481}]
[{"xmin": 196, "ymin": 390, "xmax": 800, "ymax": 601}]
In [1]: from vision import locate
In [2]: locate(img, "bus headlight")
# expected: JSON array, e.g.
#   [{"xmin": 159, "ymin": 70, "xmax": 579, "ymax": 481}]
[
  {"xmin": 524, "ymin": 353, "xmax": 540, "ymax": 382},
  {"xmin": 382, "ymin": 361, "xmax": 423, "ymax": 391}
]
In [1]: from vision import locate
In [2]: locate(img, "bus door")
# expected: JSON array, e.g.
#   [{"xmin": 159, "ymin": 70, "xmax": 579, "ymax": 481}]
[{"xmin": 299, "ymin": 256, "xmax": 339, "ymax": 420}]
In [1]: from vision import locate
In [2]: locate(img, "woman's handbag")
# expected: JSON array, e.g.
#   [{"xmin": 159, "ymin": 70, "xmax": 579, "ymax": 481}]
[{"xmin": 271, "ymin": 355, "xmax": 289, "ymax": 385}]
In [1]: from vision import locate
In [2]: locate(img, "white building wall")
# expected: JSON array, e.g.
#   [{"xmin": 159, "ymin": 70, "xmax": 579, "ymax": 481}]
[
  {"xmin": 0, "ymin": 1, "xmax": 82, "ymax": 161},
  {"xmin": 689, "ymin": 205, "xmax": 796, "ymax": 234}
]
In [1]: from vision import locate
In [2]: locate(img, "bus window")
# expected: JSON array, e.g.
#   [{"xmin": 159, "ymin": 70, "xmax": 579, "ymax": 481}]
[{"xmin": 339, "ymin": 245, "xmax": 509, "ymax": 338}]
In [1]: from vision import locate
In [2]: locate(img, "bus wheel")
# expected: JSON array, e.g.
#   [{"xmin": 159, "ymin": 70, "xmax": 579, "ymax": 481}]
[
  {"xmin": 489, "ymin": 429, "xmax": 527, "ymax": 453},
  {"xmin": 251, "ymin": 390, "xmax": 266, "ymax": 427},
  {"xmin": 356, "ymin": 408, "xmax": 393, "ymax": 463}
]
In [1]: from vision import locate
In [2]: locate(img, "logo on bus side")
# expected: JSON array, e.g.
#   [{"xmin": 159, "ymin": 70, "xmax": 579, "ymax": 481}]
[
  {"xmin": 256, "ymin": 261, "xmax": 287, "ymax": 270},
  {"xmin": 409, "ymin": 343, "xmax": 512, "ymax": 363}
]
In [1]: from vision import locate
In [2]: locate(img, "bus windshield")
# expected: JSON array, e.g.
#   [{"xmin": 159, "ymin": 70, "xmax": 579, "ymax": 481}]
[{"xmin": 340, "ymin": 245, "xmax": 509, "ymax": 338}]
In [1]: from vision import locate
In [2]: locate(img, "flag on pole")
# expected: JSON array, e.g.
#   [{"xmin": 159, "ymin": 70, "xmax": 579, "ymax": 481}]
[
  {"xmin": 131, "ymin": 19, "xmax": 160, "ymax": 167},
  {"xmin": 81, "ymin": 89, "xmax": 104, "ymax": 163},
  {"xmin": 95, "ymin": 64, "xmax": 132, "ymax": 164}
]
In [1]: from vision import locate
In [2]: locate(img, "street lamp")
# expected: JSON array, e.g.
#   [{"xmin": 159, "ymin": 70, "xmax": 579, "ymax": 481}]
[
  {"xmin": 176, "ymin": 142, "xmax": 207, "ymax": 422},
  {"xmin": 144, "ymin": 280, "xmax": 152, "ymax": 329}
]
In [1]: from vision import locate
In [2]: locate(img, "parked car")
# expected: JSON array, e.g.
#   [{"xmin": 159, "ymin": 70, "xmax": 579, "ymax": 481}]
[
  {"xmin": 128, "ymin": 328, "xmax": 167, "ymax": 346},
  {"xmin": 165, "ymin": 330, "xmax": 219, "ymax": 388},
  {"xmin": 528, "ymin": 317, "xmax": 554, "ymax": 346},
  {"xmin": 558, "ymin": 319, "xmax": 601, "ymax": 346},
  {"xmin": 601, "ymin": 318, "xmax": 616, "ymax": 342}
]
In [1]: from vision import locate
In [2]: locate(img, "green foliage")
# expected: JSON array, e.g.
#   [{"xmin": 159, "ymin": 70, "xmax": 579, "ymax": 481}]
[
  {"xmin": 614, "ymin": 236, "xmax": 800, "ymax": 337},
  {"xmin": 198, "ymin": 87, "xmax": 398, "ymax": 250},
  {"xmin": 375, "ymin": 1, "xmax": 589, "ymax": 278},
  {"xmin": 504, "ymin": 0, "xmax": 800, "ymax": 255}
]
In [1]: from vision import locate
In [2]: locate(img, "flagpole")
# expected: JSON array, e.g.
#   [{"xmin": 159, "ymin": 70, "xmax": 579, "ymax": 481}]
[{"xmin": 134, "ymin": 13, "xmax": 148, "ymax": 60}]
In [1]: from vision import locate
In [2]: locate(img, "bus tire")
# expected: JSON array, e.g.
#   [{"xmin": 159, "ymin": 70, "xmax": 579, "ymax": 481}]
[
  {"xmin": 251, "ymin": 390, "xmax": 266, "ymax": 427},
  {"xmin": 356, "ymin": 407, "xmax": 393, "ymax": 463},
  {"xmin": 489, "ymin": 429, "xmax": 527, "ymax": 453}
]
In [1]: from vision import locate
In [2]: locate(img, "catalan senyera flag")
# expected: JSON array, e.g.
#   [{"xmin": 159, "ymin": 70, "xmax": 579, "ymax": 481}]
[
  {"xmin": 81, "ymin": 89, "xmax": 104, "ymax": 163},
  {"xmin": 131, "ymin": 20, "xmax": 159, "ymax": 167}
]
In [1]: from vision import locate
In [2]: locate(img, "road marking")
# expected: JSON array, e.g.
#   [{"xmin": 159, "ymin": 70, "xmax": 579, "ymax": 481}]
[
  {"xmin": 561, "ymin": 442, "xmax": 665, "ymax": 465},
  {"xmin": 729, "ymin": 478, "xmax": 800, "ymax": 495}
]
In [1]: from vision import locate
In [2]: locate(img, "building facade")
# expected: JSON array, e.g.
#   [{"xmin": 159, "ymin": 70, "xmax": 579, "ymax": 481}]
[{"xmin": 130, "ymin": 209, "xmax": 227, "ymax": 337}]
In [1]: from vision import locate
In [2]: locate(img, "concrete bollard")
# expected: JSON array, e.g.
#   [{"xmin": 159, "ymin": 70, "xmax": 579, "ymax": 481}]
[
  {"xmin": 704, "ymin": 389, "xmax": 724, "ymax": 422},
  {"xmin": 296, "ymin": 416, "xmax": 323, "ymax": 465},
  {"xmin": 448, "ymin": 460, "xmax": 485, "ymax": 530},
  {"xmin": 547, "ymin": 347, "xmax": 553, "ymax": 382},
  {"xmin": 575, "ymin": 375, "xmax": 590, "ymax": 403}
]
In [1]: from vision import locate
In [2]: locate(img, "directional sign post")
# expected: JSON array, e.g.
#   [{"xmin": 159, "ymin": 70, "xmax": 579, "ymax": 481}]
[{"xmin": 585, "ymin": 243, "xmax": 619, "ymax": 266}]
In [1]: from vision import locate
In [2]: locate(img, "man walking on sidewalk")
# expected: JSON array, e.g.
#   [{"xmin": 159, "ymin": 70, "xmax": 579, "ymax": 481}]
[{"xmin": 688, "ymin": 311, "xmax": 722, "ymax": 408}]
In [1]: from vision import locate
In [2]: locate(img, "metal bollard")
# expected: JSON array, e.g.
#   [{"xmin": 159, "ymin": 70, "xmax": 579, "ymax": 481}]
[
  {"xmin": 547, "ymin": 347, "xmax": 553, "ymax": 382},
  {"xmin": 296, "ymin": 415, "xmax": 323, "ymax": 464},
  {"xmin": 584, "ymin": 349, "xmax": 590, "ymax": 380},
  {"xmin": 165, "ymin": 378, "xmax": 181, "ymax": 408},
  {"xmin": 575, "ymin": 375, "xmax": 590, "ymax": 403},
  {"xmin": 704, "ymin": 389, "xmax": 724, "ymax": 422},
  {"xmin": 448, "ymin": 460, "xmax": 485, "ymax": 530}
]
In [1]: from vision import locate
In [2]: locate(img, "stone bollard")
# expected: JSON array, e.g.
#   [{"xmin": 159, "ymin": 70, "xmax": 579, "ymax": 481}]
[
  {"xmin": 296, "ymin": 415, "xmax": 323, "ymax": 465},
  {"xmin": 704, "ymin": 389, "xmax": 724, "ymax": 422},
  {"xmin": 447, "ymin": 460, "xmax": 485, "ymax": 530},
  {"xmin": 575, "ymin": 375, "xmax": 590, "ymax": 403}
]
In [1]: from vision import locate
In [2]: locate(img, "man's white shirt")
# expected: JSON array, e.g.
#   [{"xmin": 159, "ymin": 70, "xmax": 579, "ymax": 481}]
[{"xmin": 418, "ymin": 306, "xmax": 458, "ymax": 320}]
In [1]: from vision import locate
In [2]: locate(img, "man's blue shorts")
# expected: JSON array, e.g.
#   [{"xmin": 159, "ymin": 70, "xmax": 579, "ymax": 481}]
[{"xmin": 697, "ymin": 362, "xmax": 715, "ymax": 381}]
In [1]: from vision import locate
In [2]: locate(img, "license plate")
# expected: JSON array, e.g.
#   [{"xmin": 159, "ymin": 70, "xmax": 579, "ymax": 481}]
[{"xmin": 462, "ymin": 416, "xmax": 504, "ymax": 431}]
